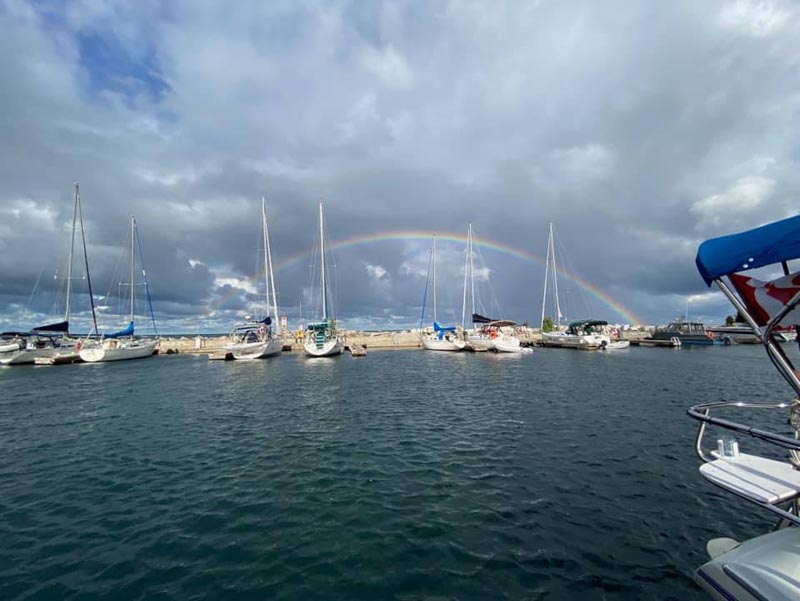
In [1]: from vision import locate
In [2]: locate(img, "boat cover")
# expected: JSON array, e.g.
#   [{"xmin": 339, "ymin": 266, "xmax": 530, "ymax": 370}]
[
  {"xmin": 433, "ymin": 321, "xmax": 457, "ymax": 340},
  {"xmin": 568, "ymin": 319, "xmax": 608, "ymax": 329},
  {"xmin": 105, "ymin": 321, "xmax": 134, "ymax": 339},
  {"xmin": 33, "ymin": 320, "xmax": 69, "ymax": 333},
  {"xmin": 472, "ymin": 313, "xmax": 496, "ymax": 324},
  {"xmin": 696, "ymin": 214, "xmax": 800, "ymax": 285}
]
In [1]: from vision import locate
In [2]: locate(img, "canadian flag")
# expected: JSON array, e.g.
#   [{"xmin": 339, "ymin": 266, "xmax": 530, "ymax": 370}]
[{"xmin": 729, "ymin": 272, "xmax": 800, "ymax": 326}]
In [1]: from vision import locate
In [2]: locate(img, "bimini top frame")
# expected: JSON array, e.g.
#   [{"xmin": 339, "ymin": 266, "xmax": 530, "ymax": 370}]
[
  {"xmin": 689, "ymin": 215, "xmax": 800, "ymax": 524},
  {"xmin": 696, "ymin": 214, "xmax": 800, "ymax": 396}
]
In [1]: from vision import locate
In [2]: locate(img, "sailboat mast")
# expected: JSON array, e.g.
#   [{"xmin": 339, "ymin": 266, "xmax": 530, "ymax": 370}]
[
  {"xmin": 64, "ymin": 182, "xmax": 80, "ymax": 329},
  {"xmin": 432, "ymin": 234, "xmax": 437, "ymax": 323},
  {"xmin": 469, "ymin": 223, "xmax": 475, "ymax": 319},
  {"xmin": 541, "ymin": 222, "xmax": 551, "ymax": 329},
  {"xmin": 461, "ymin": 227, "xmax": 469, "ymax": 329},
  {"xmin": 551, "ymin": 223, "xmax": 562, "ymax": 325},
  {"xmin": 263, "ymin": 197, "xmax": 280, "ymax": 334},
  {"xmin": 130, "ymin": 216, "xmax": 135, "ymax": 333},
  {"xmin": 319, "ymin": 202, "xmax": 327, "ymax": 322}
]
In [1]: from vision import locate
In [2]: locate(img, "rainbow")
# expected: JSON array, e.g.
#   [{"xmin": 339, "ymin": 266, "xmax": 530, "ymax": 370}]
[{"xmin": 211, "ymin": 230, "xmax": 644, "ymax": 324}]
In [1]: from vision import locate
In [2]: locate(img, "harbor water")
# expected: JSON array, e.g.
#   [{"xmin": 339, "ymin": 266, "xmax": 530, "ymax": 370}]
[{"xmin": 0, "ymin": 345, "xmax": 790, "ymax": 600}]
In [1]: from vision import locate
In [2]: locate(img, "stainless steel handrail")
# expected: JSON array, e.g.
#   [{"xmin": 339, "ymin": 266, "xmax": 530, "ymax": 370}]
[
  {"xmin": 688, "ymin": 401, "xmax": 800, "ymax": 526},
  {"xmin": 688, "ymin": 401, "xmax": 800, "ymax": 462}
]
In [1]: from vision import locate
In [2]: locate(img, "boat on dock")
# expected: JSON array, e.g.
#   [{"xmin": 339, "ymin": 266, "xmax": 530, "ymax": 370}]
[
  {"xmin": 461, "ymin": 224, "xmax": 521, "ymax": 353},
  {"xmin": 224, "ymin": 197, "xmax": 283, "ymax": 360},
  {"xmin": 1, "ymin": 184, "xmax": 98, "ymax": 366},
  {"xmin": 79, "ymin": 216, "xmax": 159, "ymax": 363},
  {"xmin": 650, "ymin": 317, "xmax": 714, "ymax": 345},
  {"xmin": 686, "ymin": 214, "xmax": 800, "ymax": 600},
  {"xmin": 538, "ymin": 222, "xmax": 610, "ymax": 350},
  {"xmin": 419, "ymin": 234, "xmax": 465, "ymax": 352},
  {"xmin": 303, "ymin": 202, "xmax": 343, "ymax": 358},
  {"xmin": 540, "ymin": 319, "xmax": 611, "ymax": 350}
]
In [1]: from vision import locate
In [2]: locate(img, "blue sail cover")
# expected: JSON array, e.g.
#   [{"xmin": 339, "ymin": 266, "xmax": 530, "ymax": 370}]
[
  {"xmin": 105, "ymin": 321, "xmax": 134, "ymax": 339},
  {"xmin": 433, "ymin": 321, "xmax": 456, "ymax": 340},
  {"xmin": 696, "ymin": 215, "xmax": 800, "ymax": 286}
]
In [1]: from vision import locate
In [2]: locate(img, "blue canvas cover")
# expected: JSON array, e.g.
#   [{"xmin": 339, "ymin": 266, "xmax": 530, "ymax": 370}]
[
  {"xmin": 696, "ymin": 215, "xmax": 800, "ymax": 286},
  {"xmin": 433, "ymin": 321, "xmax": 458, "ymax": 340},
  {"xmin": 105, "ymin": 321, "xmax": 134, "ymax": 339}
]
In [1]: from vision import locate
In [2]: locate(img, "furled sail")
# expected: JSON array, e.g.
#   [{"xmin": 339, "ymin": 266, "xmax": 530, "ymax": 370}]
[
  {"xmin": 32, "ymin": 320, "xmax": 69, "ymax": 333},
  {"xmin": 471, "ymin": 313, "xmax": 496, "ymax": 324}
]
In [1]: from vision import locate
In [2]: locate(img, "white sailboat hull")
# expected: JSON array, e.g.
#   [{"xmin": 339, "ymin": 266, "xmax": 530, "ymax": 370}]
[
  {"xmin": 422, "ymin": 337, "xmax": 465, "ymax": 351},
  {"xmin": 225, "ymin": 338, "xmax": 283, "ymax": 360},
  {"xmin": 604, "ymin": 340, "xmax": 630, "ymax": 350},
  {"xmin": 80, "ymin": 340, "xmax": 158, "ymax": 363},
  {"xmin": 303, "ymin": 338, "xmax": 343, "ymax": 357},
  {"xmin": 492, "ymin": 335, "xmax": 522, "ymax": 353}
]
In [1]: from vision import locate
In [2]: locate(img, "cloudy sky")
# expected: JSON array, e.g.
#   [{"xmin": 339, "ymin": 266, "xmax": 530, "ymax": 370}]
[{"xmin": 1, "ymin": 0, "xmax": 798, "ymax": 333}]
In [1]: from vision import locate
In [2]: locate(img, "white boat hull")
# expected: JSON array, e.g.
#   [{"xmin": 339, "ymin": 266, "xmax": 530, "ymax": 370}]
[
  {"xmin": 465, "ymin": 338, "xmax": 492, "ymax": 352},
  {"xmin": 0, "ymin": 346, "xmax": 58, "ymax": 365},
  {"xmin": 490, "ymin": 334, "xmax": 522, "ymax": 353},
  {"xmin": 224, "ymin": 338, "xmax": 283, "ymax": 360},
  {"xmin": 604, "ymin": 341, "xmax": 630, "ymax": 350},
  {"xmin": 304, "ymin": 338, "xmax": 343, "ymax": 357},
  {"xmin": 79, "ymin": 340, "xmax": 158, "ymax": 363},
  {"xmin": 696, "ymin": 528, "xmax": 800, "ymax": 601},
  {"xmin": 421, "ymin": 337, "xmax": 465, "ymax": 351}
]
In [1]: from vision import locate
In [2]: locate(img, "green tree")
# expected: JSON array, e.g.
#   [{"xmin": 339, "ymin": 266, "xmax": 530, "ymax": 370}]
[
  {"xmin": 725, "ymin": 315, "xmax": 735, "ymax": 326},
  {"xmin": 542, "ymin": 316, "xmax": 554, "ymax": 332}
]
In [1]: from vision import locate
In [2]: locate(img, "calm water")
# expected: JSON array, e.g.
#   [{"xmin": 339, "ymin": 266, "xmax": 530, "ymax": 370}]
[{"xmin": 0, "ymin": 345, "xmax": 792, "ymax": 600}]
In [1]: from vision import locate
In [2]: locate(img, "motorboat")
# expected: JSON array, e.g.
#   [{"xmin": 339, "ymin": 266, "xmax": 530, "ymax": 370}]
[
  {"xmin": 540, "ymin": 319, "xmax": 611, "ymax": 350},
  {"xmin": 687, "ymin": 215, "xmax": 800, "ymax": 600},
  {"xmin": 651, "ymin": 317, "xmax": 714, "ymax": 345}
]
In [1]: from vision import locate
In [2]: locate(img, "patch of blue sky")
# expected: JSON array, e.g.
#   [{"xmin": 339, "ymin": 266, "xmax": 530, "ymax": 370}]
[{"xmin": 75, "ymin": 31, "xmax": 169, "ymax": 102}]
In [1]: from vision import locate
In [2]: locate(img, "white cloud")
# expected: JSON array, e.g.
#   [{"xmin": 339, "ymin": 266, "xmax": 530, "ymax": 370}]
[
  {"xmin": 365, "ymin": 262, "xmax": 390, "ymax": 281},
  {"xmin": 691, "ymin": 175, "xmax": 776, "ymax": 229},
  {"xmin": 360, "ymin": 45, "xmax": 413, "ymax": 90},
  {"xmin": 718, "ymin": 1, "xmax": 791, "ymax": 37}
]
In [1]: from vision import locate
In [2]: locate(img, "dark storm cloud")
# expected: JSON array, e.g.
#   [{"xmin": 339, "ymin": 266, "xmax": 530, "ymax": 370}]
[{"xmin": 1, "ymin": 0, "xmax": 798, "ymax": 330}]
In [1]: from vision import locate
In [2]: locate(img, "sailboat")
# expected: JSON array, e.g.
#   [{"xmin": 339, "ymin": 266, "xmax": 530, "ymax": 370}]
[
  {"xmin": 419, "ymin": 234, "xmax": 465, "ymax": 351},
  {"xmin": 79, "ymin": 216, "xmax": 159, "ymax": 362},
  {"xmin": 224, "ymin": 197, "xmax": 283, "ymax": 360},
  {"xmin": 460, "ymin": 224, "xmax": 521, "ymax": 353},
  {"xmin": 303, "ymin": 202, "xmax": 343, "ymax": 357},
  {"xmin": 0, "ymin": 183, "xmax": 98, "ymax": 366},
  {"xmin": 538, "ymin": 222, "xmax": 610, "ymax": 350}
]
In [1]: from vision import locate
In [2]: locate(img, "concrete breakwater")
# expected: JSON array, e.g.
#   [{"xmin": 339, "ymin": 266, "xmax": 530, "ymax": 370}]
[{"xmin": 156, "ymin": 328, "xmax": 651, "ymax": 355}]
